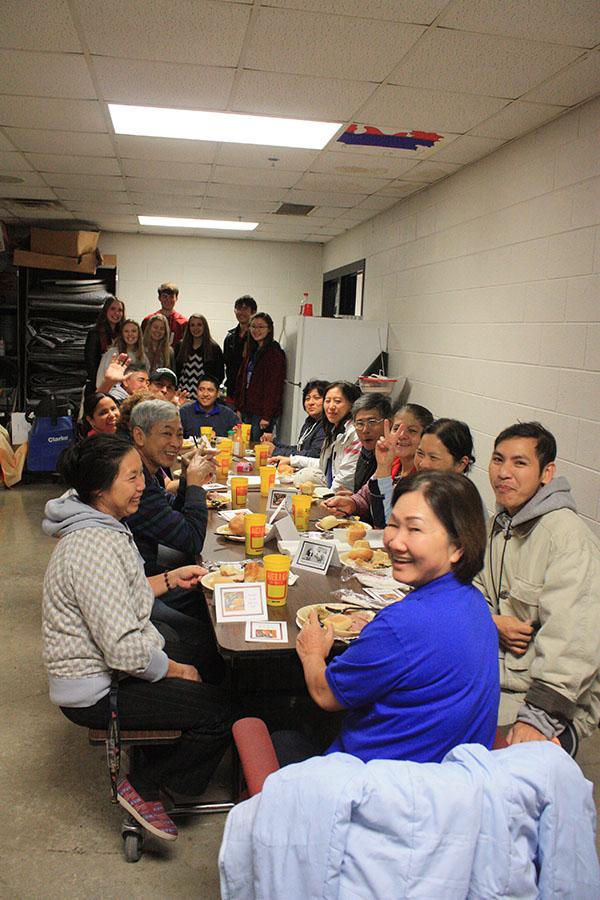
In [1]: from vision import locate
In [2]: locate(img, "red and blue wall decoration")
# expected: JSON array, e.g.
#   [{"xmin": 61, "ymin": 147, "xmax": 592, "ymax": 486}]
[{"xmin": 338, "ymin": 124, "xmax": 443, "ymax": 151}]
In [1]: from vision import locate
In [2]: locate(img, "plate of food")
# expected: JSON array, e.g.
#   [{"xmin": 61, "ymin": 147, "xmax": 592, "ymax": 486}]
[
  {"xmin": 339, "ymin": 542, "xmax": 392, "ymax": 573},
  {"xmin": 296, "ymin": 602, "xmax": 376, "ymax": 641},
  {"xmin": 315, "ymin": 515, "xmax": 372, "ymax": 533},
  {"xmin": 201, "ymin": 561, "xmax": 265, "ymax": 591},
  {"xmin": 206, "ymin": 491, "xmax": 231, "ymax": 509},
  {"xmin": 215, "ymin": 523, "xmax": 246, "ymax": 542}
]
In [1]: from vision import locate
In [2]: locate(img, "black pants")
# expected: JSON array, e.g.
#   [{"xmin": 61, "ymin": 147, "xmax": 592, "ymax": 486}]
[
  {"xmin": 62, "ymin": 673, "xmax": 233, "ymax": 799},
  {"xmin": 151, "ymin": 593, "xmax": 226, "ymax": 685}
]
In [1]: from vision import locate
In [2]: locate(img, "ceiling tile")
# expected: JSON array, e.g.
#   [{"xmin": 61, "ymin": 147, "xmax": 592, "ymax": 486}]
[
  {"xmin": 92, "ymin": 57, "xmax": 235, "ymax": 108},
  {"xmin": 61, "ymin": 200, "xmax": 136, "ymax": 213},
  {"xmin": 377, "ymin": 181, "xmax": 426, "ymax": 198},
  {"xmin": 1, "ymin": 0, "xmax": 80, "ymax": 52},
  {"xmin": 245, "ymin": 7, "xmax": 425, "ymax": 80},
  {"xmin": 355, "ymin": 84, "xmax": 508, "ymax": 133},
  {"xmin": 388, "ymin": 28, "xmax": 582, "ymax": 99},
  {"xmin": 25, "ymin": 154, "xmax": 121, "ymax": 176},
  {"xmin": 215, "ymin": 144, "xmax": 320, "ymax": 171},
  {"xmin": 0, "ymin": 96, "xmax": 106, "ymax": 133},
  {"xmin": 129, "ymin": 193, "xmax": 205, "ymax": 209},
  {"xmin": 307, "ymin": 206, "xmax": 349, "ymax": 218},
  {"xmin": 523, "ymin": 51, "xmax": 600, "ymax": 107},
  {"xmin": 78, "ymin": 0, "xmax": 251, "ymax": 66},
  {"xmin": 5, "ymin": 129, "xmax": 115, "ymax": 156},
  {"xmin": 265, "ymin": 1, "xmax": 446, "ymax": 24},
  {"xmin": 0, "ymin": 152, "xmax": 33, "ymax": 172},
  {"xmin": 3, "ymin": 206, "xmax": 73, "ymax": 220},
  {"xmin": 206, "ymin": 182, "xmax": 286, "ymax": 202},
  {"xmin": 121, "ymin": 159, "xmax": 212, "ymax": 182},
  {"xmin": 399, "ymin": 160, "xmax": 461, "ymax": 182},
  {"xmin": 355, "ymin": 194, "xmax": 399, "ymax": 211},
  {"xmin": 438, "ymin": 0, "xmax": 600, "ymax": 49},
  {"xmin": 0, "ymin": 50, "xmax": 96, "ymax": 99},
  {"xmin": 470, "ymin": 100, "xmax": 566, "ymax": 139},
  {"xmin": 231, "ymin": 70, "xmax": 375, "ymax": 120},
  {"xmin": 310, "ymin": 148, "xmax": 419, "ymax": 178},
  {"xmin": 294, "ymin": 171, "xmax": 392, "ymax": 193},
  {"xmin": 0, "ymin": 184, "xmax": 58, "ymax": 199},
  {"xmin": 429, "ymin": 134, "xmax": 504, "ymax": 164},
  {"xmin": 114, "ymin": 135, "xmax": 218, "ymax": 164},
  {"xmin": 124, "ymin": 177, "xmax": 206, "ymax": 196},
  {"xmin": 212, "ymin": 166, "xmax": 301, "ymax": 188},
  {"xmin": 283, "ymin": 188, "xmax": 368, "ymax": 207},
  {"xmin": 45, "ymin": 173, "xmax": 127, "ymax": 192},
  {"xmin": 54, "ymin": 188, "xmax": 129, "ymax": 203},
  {"xmin": 202, "ymin": 197, "xmax": 279, "ymax": 214}
]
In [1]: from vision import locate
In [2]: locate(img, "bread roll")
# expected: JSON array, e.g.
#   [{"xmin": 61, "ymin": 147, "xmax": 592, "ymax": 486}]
[
  {"xmin": 347, "ymin": 525, "xmax": 366, "ymax": 545},
  {"xmin": 244, "ymin": 562, "xmax": 264, "ymax": 582},
  {"xmin": 354, "ymin": 539, "xmax": 371, "ymax": 549},
  {"xmin": 220, "ymin": 564, "xmax": 243, "ymax": 577},
  {"xmin": 228, "ymin": 513, "xmax": 246, "ymax": 536},
  {"xmin": 318, "ymin": 515, "xmax": 338, "ymax": 531},
  {"xmin": 278, "ymin": 463, "xmax": 294, "ymax": 475},
  {"xmin": 348, "ymin": 546, "xmax": 373, "ymax": 562},
  {"xmin": 299, "ymin": 482, "xmax": 314, "ymax": 496},
  {"xmin": 323, "ymin": 613, "xmax": 353, "ymax": 632}
]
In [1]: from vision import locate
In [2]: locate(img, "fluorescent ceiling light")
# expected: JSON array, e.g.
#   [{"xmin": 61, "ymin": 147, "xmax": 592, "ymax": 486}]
[
  {"xmin": 138, "ymin": 215, "xmax": 258, "ymax": 231},
  {"xmin": 109, "ymin": 104, "xmax": 342, "ymax": 150}
]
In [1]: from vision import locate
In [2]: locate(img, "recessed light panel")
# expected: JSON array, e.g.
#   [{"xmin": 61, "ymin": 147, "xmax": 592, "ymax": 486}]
[
  {"xmin": 138, "ymin": 215, "xmax": 258, "ymax": 231},
  {"xmin": 110, "ymin": 104, "xmax": 342, "ymax": 150}
]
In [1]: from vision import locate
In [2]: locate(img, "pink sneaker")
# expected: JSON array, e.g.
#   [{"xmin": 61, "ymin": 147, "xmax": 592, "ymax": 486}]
[{"xmin": 117, "ymin": 778, "xmax": 178, "ymax": 842}]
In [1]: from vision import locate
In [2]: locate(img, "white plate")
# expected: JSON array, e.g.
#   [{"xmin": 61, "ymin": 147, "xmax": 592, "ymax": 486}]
[
  {"xmin": 201, "ymin": 569, "xmax": 244, "ymax": 591},
  {"xmin": 354, "ymin": 572, "xmax": 399, "ymax": 590},
  {"xmin": 296, "ymin": 602, "xmax": 375, "ymax": 641},
  {"xmin": 339, "ymin": 549, "xmax": 392, "ymax": 574},
  {"xmin": 215, "ymin": 523, "xmax": 245, "ymax": 542},
  {"xmin": 315, "ymin": 519, "xmax": 372, "ymax": 533}
]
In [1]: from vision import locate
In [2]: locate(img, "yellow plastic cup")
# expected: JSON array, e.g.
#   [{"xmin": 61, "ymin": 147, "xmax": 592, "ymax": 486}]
[
  {"xmin": 254, "ymin": 443, "xmax": 270, "ymax": 468},
  {"xmin": 259, "ymin": 465, "xmax": 277, "ymax": 497},
  {"xmin": 230, "ymin": 476, "xmax": 248, "ymax": 510},
  {"xmin": 292, "ymin": 494, "xmax": 312, "ymax": 531},
  {"xmin": 219, "ymin": 438, "xmax": 233, "ymax": 454},
  {"xmin": 241, "ymin": 423, "xmax": 252, "ymax": 443},
  {"xmin": 200, "ymin": 426, "xmax": 215, "ymax": 442},
  {"xmin": 216, "ymin": 453, "xmax": 232, "ymax": 478},
  {"xmin": 245, "ymin": 513, "xmax": 266, "ymax": 557},
  {"xmin": 263, "ymin": 554, "xmax": 291, "ymax": 607}
]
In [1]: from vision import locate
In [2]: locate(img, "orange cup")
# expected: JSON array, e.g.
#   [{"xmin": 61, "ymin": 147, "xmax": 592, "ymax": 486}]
[
  {"xmin": 254, "ymin": 443, "xmax": 270, "ymax": 468},
  {"xmin": 230, "ymin": 476, "xmax": 248, "ymax": 510},
  {"xmin": 292, "ymin": 494, "xmax": 312, "ymax": 532},
  {"xmin": 259, "ymin": 465, "xmax": 276, "ymax": 497},
  {"xmin": 263, "ymin": 554, "xmax": 291, "ymax": 607},
  {"xmin": 245, "ymin": 513, "xmax": 266, "ymax": 557},
  {"xmin": 216, "ymin": 453, "xmax": 232, "ymax": 478}
]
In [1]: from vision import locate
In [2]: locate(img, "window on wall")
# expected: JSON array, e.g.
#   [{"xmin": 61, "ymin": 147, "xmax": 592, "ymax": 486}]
[{"xmin": 322, "ymin": 259, "xmax": 365, "ymax": 318}]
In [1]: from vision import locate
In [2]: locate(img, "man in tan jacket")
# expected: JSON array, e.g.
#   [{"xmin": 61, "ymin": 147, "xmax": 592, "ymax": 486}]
[{"xmin": 475, "ymin": 421, "xmax": 600, "ymax": 756}]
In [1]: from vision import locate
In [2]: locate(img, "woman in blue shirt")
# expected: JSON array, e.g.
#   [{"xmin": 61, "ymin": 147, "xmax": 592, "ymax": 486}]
[{"xmin": 296, "ymin": 471, "xmax": 499, "ymax": 764}]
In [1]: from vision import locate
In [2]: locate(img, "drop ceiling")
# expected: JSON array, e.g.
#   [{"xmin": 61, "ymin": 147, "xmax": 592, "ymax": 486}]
[{"xmin": 0, "ymin": 0, "xmax": 599, "ymax": 243}]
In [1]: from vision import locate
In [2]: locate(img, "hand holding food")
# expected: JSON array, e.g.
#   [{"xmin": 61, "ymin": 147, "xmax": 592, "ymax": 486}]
[
  {"xmin": 320, "ymin": 495, "xmax": 357, "ymax": 516},
  {"xmin": 296, "ymin": 609, "xmax": 334, "ymax": 661},
  {"xmin": 168, "ymin": 565, "xmax": 207, "ymax": 589},
  {"xmin": 186, "ymin": 453, "xmax": 217, "ymax": 487}
]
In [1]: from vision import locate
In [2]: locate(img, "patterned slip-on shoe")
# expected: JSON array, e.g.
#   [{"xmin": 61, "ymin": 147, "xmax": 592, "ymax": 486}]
[{"xmin": 117, "ymin": 777, "xmax": 178, "ymax": 841}]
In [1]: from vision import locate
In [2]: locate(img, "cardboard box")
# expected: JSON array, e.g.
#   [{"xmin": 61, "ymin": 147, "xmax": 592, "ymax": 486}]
[
  {"xmin": 13, "ymin": 249, "xmax": 117, "ymax": 274},
  {"xmin": 30, "ymin": 228, "xmax": 100, "ymax": 258}
]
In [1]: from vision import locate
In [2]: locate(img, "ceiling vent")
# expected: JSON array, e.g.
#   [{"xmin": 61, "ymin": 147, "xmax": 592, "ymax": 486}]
[
  {"xmin": 7, "ymin": 198, "xmax": 64, "ymax": 209},
  {"xmin": 275, "ymin": 203, "xmax": 315, "ymax": 216}
]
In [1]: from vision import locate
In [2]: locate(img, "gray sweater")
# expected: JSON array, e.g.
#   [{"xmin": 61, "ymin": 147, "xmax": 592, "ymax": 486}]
[{"xmin": 42, "ymin": 491, "xmax": 168, "ymax": 708}]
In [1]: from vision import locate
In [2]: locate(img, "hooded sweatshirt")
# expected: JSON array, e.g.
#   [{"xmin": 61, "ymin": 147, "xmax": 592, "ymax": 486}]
[
  {"xmin": 42, "ymin": 490, "xmax": 168, "ymax": 708},
  {"xmin": 474, "ymin": 476, "xmax": 600, "ymax": 740}
]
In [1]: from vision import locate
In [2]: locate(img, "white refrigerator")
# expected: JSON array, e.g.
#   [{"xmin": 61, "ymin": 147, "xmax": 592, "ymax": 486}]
[{"xmin": 277, "ymin": 316, "xmax": 388, "ymax": 444}]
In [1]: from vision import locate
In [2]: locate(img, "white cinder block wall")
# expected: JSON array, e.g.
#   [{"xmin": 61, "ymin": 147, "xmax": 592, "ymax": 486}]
[
  {"xmin": 323, "ymin": 95, "xmax": 600, "ymax": 534},
  {"xmin": 98, "ymin": 233, "xmax": 322, "ymax": 346}
]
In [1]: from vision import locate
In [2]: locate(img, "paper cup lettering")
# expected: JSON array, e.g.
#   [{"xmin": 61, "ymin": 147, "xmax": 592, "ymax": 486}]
[
  {"xmin": 255, "ymin": 444, "xmax": 270, "ymax": 468},
  {"xmin": 292, "ymin": 494, "xmax": 311, "ymax": 531},
  {"xmin": 230, "ymin": 476, "xmax": 248, "ymax": 510}
]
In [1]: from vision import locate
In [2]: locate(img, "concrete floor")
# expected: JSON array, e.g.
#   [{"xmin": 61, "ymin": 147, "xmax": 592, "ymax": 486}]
[{"xmin": 3, "ymin": 481, "xmax": 600, "ymax": 898}]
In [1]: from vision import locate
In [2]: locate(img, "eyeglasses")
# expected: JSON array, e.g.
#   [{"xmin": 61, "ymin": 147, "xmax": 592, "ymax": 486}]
[{"xmin": 354, "ymin": 417, "xmax": 384, "ymax": 430}]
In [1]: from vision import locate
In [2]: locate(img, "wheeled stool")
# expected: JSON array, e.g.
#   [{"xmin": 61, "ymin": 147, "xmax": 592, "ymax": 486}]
[{"xmin": 89, "ymin": 727, "xmax": 236, "ymax": 862}]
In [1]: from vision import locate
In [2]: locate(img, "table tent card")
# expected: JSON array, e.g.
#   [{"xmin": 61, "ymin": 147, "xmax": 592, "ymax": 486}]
[
  {"xmin": 245, "ymin": 621, "xmax": 289, "ymax": 643},
  {"xmin": 292, "ymin": 537, "xmax": 341, "ymax": 575},
  {"xmin": 266, "ymin": 485, "xmax": 297, "ymax": 514},
  {"xmin": 214, "ymin": 582, "xmax": 267, "ymax": 623}
]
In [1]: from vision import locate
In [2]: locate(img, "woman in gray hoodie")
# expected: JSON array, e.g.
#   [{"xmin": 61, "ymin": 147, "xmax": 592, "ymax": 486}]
[{"xmin": 42, "ymin": 435, "xmax": 231, "ymax": 841}]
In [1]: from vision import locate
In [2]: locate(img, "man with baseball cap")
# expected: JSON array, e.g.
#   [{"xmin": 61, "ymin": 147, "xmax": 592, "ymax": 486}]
[{"xmin": 142, "ymin": 282, "xmax": 187, "ymax": 349}]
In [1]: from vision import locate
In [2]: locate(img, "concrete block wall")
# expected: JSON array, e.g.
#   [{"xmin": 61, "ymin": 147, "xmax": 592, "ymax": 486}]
[
  {"xmin": 98, "ymin": 232, "xmax": 323, "ymax": 345},
  {"xmin": 324, "ymin": 95, "xmax": 600, "ymax": 533}
]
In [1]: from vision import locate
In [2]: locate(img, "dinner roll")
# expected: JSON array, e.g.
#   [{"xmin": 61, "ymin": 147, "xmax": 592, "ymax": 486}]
[
  {"xmin": 228, "ymin": 513, "xmax": 246, "ymax": 536},
  {"xmin": 348, "ymin": 546, "xmax": 373, "ymax": 561},
  {"xmin": 347, "ymin": 525, "xmax": 366, "ymax": 545}
]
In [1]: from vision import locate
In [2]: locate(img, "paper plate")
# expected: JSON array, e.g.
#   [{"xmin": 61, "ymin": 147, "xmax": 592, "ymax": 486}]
[
  {"xmin": 315, "ymin": 518, "xmax": 372, "ymax": 532},
  {"xmin": 215, "ymin": 523, "xmax": 246, "ymax": 542},
  {"xmin": 339, "ymin": 549, "xmax": 392, "ymax": 573},
  {"xmin": 296, "ymin": 602, "xmax": 375, "ymax": 640},
  {"xmin": 201, "ymin": 568, "xmax": 245, "ymax": 591}
]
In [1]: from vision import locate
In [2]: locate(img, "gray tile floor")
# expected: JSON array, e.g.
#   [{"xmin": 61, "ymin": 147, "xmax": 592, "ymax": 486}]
[{"xmin": 4, "ymin": 481, "xmax": 600, "ymax": 898}]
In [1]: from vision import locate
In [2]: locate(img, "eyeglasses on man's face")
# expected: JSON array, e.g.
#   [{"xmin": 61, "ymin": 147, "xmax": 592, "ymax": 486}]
[{"xmin": 354, "ymin": 417, "xmax": 384, "ymax": 430}]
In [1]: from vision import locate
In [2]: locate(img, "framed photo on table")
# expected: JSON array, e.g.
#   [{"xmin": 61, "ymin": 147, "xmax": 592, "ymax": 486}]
[
  {"xmin": 266, "ymin": 485, "xmax": 297, "ymax": 514},
  {"xmin": 214, "ymin": 582, "xmax": 267, "ymax": 622},
  {"xmin": 292, "ymin": 537, "xmax": 336, "ymax": 574}
]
